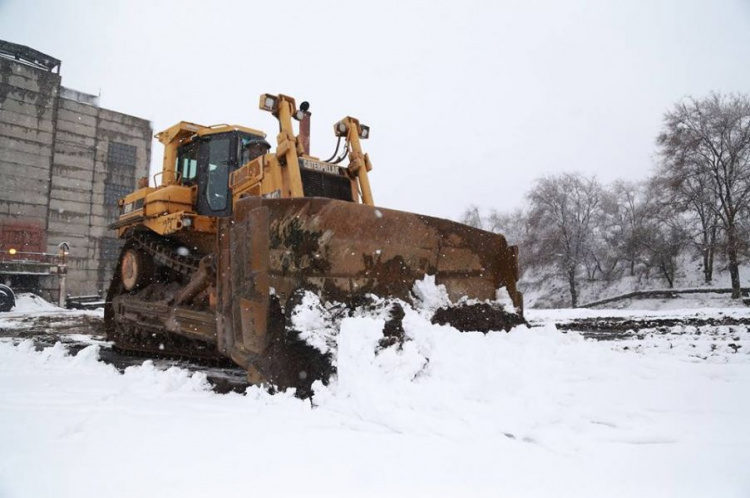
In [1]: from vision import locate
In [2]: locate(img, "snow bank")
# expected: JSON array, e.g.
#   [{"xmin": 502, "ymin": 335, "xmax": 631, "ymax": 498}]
[
  {"xmin": 11, "ymin": 292, "xmax": 60, "ymax": 312},
  {"xmin": 0, "ymin": 294, "xmax": 102, "ymax": 333},
  {"xmin": 1, "ymin": 301, "xmax": 750, "ymax": 496}
]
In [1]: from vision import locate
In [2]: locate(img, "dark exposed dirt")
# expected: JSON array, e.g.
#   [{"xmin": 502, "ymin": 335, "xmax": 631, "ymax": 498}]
[
  {"xmin": 277, "ymin": 291, "xmax": 336, "ymax": 397},
  {"xmin": 0, "ymin": 313, "xmax": 105, "ymax": 346},
  {"xmin": 546, "ymin": 315, "xmax": 750, "ymax": 340},
  {"xmin": 379, "ymin": 302, "xmax": 406, "ymax": 349},
  {"xmin": 432, "ymin": 302, "xmax": 526, "ymax": 333}
]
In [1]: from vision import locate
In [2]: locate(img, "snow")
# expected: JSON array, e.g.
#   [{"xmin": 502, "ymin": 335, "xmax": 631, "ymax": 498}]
[
  {"xmin": 494, "ymin": 286, "xmax": 517, "ymax": 314},
  {"xmin": 1, "ymin": 299, "xmax": 750, "ymax": 497},
  {"xmin": 0, "ymin": 295, "xmax": 101, "ymax": 332},
  {"xmin": 527, "ymin": 305, "xmax": 750, "ymax": 323},
  {"xmin": 290, "ymin": 290, "xmax": 340, "ymax": 355},
  {"xmin": 11, "ymin": 292, "xmax": 61, "ymax": 312},
  {"xmin": 522, "ymin": 257, "xmax": 750, "ymax": 309},
  {"xmin": 411, "ymin": 274, "xmax": 451, "ymax": 313}
]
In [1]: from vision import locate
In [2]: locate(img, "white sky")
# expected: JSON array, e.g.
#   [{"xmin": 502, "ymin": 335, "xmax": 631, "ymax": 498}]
[{"xmin": 2, "ymin": 0, "xmax": 749, "ymax": 220}]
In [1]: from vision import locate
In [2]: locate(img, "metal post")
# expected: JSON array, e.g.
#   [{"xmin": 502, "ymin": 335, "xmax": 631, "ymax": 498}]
[{"xmin": 57, "ymin": 242, "xmax": 69, "ymax": 308}]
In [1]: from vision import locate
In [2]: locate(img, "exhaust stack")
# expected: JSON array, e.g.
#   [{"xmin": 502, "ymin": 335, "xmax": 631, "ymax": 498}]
[{"xmin": 298, "ymin": 101, "xmax": 311, "ymax": 155}]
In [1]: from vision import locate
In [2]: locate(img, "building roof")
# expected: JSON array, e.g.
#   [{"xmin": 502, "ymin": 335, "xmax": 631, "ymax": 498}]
[{"xmin": 0, "ymin": 39, "xmax": 61, "ymax": 73}]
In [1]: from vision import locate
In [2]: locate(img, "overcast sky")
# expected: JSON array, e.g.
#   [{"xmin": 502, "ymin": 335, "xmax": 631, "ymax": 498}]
[{"xmin": 2, "ymin": 0, "xmax": 749, "ymax": 220}]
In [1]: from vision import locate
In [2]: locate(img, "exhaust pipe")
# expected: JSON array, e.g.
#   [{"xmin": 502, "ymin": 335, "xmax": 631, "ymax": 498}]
[{"xmin": 298, "ymin": 102, "xmax": 311, "ymax": 156}]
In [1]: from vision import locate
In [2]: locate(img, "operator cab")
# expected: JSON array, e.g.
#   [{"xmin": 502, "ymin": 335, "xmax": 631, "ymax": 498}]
[{"xmin": 176, "ymin": 131, "xmax": 267, "ymax": 217}]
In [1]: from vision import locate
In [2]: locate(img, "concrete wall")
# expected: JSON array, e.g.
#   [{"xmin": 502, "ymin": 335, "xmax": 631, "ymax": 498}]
[
  {"xmin": 0, "ymin": 51, "xmax": 151, "ymax": 301},
  {"xmin": 0, "ymin": 57, "xmax": 59, "ymax": 236}
]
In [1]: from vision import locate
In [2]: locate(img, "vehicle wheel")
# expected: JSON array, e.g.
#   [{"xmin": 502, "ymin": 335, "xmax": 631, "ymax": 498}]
[
  {"xmin": 0, "ymin": 284, "xmax": 16, "ymax": 312},
  {"xmin": 120, "ymin": 248, "xmax": 154, "ymax": 291}
]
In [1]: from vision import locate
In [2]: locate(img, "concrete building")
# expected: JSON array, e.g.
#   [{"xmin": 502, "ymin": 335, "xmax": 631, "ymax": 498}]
[{"xmin": 0, "ymin": 39, "xmax": 152, "ymax": 302}]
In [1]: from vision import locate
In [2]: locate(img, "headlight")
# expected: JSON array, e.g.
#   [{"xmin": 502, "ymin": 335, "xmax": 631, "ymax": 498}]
[{"xmin": 259, "ymin": 94, "xmax": 278, "ymax": 112}]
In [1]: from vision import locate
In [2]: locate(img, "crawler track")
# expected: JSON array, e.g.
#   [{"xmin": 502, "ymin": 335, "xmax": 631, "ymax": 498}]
[
  {"xmin": 126, "ymin": 230, "xmax": 201, "ymax": 277},
  {"xmin": 106, "ymin": 231, "xmax": 221, "ymax": 362}
]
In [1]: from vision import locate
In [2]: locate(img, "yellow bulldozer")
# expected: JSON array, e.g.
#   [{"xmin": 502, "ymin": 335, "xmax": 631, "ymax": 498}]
[{"xmin": 105, "ymin": 93, "xmax": 523, "ymax": 394}]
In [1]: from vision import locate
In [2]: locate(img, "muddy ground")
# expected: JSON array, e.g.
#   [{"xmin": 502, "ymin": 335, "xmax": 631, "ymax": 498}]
[{"xmin": 545, "ymin": 314, "xmax": 750, "ymax": 340}]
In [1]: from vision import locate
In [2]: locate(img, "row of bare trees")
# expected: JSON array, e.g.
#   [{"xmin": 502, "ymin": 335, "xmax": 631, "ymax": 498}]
[{"xmin": 461, "ymin": 92, "xmax": 750, "ymax": 307}]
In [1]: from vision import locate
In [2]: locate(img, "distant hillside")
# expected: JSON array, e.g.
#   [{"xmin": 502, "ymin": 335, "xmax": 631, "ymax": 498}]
[{"xmin": 521, "ymin": 256, "xmax": 750, "ymax": 309}]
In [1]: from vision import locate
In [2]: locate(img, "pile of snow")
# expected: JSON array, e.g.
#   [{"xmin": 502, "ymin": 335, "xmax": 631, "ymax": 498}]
[
  {"xmin": 11, "ymin": 292, "xmax": 60, "ymax": 312},
  {"xmin": 289, "ymin": 291, "xmax": 341, "ymax": 355},
  {"xmin": 289, "ymin": 277, "xmax": 520, "ymax": 370},
  {"xmin": 1, "ymin": 281, "xmax": 749, "ymax": 496},
  {"xmin": 411, "ymin": 274, "xmax": 451, "ymax": 312}
]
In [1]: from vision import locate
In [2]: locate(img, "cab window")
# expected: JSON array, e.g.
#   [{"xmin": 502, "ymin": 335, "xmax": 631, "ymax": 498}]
[
  {"xmin": 178, "ymin": 142, "xmax": 199, "ymax": 185},
  {"xmin": 206, "ymin": 136, "xmax": 231, "ymax": 211},
  {"xmin": 239, "ymin": 134, "xmax": 268, "ymax": 166}
]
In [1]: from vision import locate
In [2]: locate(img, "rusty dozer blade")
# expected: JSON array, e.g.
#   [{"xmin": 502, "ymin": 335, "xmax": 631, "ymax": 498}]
[{"xmin": 216, "ymin": 197, "xmax": 523, "ymax": 394}]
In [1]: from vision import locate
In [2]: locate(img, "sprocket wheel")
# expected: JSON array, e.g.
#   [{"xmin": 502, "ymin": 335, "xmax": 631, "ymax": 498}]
[{"xmin": 120, "ymin": 248, "xmax": 155, "ymax": 292}]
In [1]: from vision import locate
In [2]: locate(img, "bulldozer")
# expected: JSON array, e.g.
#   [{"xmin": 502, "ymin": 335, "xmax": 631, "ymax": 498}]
[{"xmin": 105, "ymin": 93, "xmax": 523, "ymax": 394}]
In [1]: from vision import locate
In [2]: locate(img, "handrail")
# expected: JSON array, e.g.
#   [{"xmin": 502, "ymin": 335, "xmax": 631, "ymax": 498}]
[
  {"xmin": 153, "ymin": 170, "xmax": 182, "ymax": 186},
  {"xmin": 0, "ymin": 250, "xmax": 59, "ymax": 263}
]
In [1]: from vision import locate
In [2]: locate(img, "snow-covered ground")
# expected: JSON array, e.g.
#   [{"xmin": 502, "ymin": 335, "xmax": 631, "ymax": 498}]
[
  {"xmin": 527, "ymin": 303, "xmax": 750, "ymax": 323},
  {"xmin": 8, "ymin": 292, "xmax": 62, "ymax": 313},
  {"xmin": 1, "ymin": 292, "xmax": 749, "ymax": 497}
]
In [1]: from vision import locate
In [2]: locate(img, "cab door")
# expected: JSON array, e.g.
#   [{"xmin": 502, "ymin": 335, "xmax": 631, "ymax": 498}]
[{"xmin": 196, "ymin": 133, "xmax": 235, "ymax": 217}]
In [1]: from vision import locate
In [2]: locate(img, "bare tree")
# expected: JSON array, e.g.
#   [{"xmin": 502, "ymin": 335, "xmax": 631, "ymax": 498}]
[
  {"xmin": 657, "ymin": 93, "xmax": 750, "ymax": 298},
  {"xmin": 485, "ymin": 208, "xmax": 532, "ymax": 271},
  {"xmin": 526, "ymin": 173, "xmax": 602, "ymax": 307},
  {"xmin": 584, "ymin": 182, "xmax": 640, "ymax": 283},
  {"xmin": 459, "ymin": 205, "xmax": 484, "ymax": 230},
  {"xmin": 459, "ymin": 206, "xmax": 532, "ymax": 270},
  {"xmin": 683, "ymin": 175, "xmax": 720, "ymax": 283},
  {"xmin": 637, "ymin": 180, "xmax": 689, "ymax": 288},
  {"xmin": 653, "ymin": 157, "xmax": 720, "ymax": 283},
  {"xmin": 608, "ymin": 181, "xmax": 648, "ymax": 277},
  {"xmin": 484, "ymin": 209, "xmax": 528, "ymax": 244}
]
